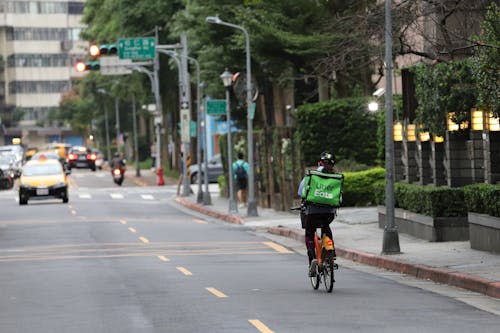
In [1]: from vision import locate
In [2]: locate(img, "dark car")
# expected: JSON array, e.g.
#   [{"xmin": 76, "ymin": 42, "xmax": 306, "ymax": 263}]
[
  {"xmin": 189, "ymin": 154, "xmax": 223, "ymax": 184},
  {"xmin": 68, "ymin": 146, "xmax": 97, "ymax": 171}
]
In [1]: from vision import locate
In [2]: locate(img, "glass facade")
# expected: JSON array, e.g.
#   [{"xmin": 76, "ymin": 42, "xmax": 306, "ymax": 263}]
[{"xmin": 0, "ymin": 1, "xmax": 84, "ymax": 15}]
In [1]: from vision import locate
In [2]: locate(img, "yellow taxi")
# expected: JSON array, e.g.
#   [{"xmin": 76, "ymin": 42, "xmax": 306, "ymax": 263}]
[
  {"xmin": 18, "ymin": 154, "xmax": 70, "ymax": 205},
  {"xmin": 39, "ymin": 142, "xmax": 72, "ymax": 160}
]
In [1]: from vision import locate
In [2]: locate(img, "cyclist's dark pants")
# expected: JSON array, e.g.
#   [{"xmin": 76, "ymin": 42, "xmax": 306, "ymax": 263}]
[{"xmin": 303, "ymin": 213, "xmax": 334, "ymax": 251}]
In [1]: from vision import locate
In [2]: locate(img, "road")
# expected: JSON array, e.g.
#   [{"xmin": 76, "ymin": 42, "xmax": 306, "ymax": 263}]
[{"xmin": 0, "ymin": 169, "xmax": 499, "ymax": 332}]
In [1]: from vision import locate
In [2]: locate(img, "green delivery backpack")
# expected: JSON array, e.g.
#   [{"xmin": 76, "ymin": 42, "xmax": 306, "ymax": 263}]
[{"xmin": 301, "ymin": 170, "xmax": 344, "ymax": 207}]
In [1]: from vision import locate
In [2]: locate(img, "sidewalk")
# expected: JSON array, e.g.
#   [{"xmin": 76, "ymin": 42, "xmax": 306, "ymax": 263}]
[{"xmin": 129, "ymin": 170, "xmax": 500, "ymax": 299}]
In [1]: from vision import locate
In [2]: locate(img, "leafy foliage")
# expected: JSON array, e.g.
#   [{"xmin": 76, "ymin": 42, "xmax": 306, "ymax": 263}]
[
  {"xmin": 412, "ymin": 60, "xmax": 478, "ymax": 136},
  {"xmin": 295, "ymin": 97, "xmax": 378, "ymax": 166},
  {"xmin": 472, "ymin": 2, "xmax": 500, "ymax": 117},
  {"xmin": 463, "ymin": 183, "xmax": 500, "ymax": 217}
]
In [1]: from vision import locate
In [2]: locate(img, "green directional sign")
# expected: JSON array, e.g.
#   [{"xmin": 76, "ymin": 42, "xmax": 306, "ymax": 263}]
[
  {"xmin": 206, "ymin": 99, "xmax": 226, "ymax": 115},
  {"xmin": 118, "ymin": 37, "xmax": 155, "ymax": 60}
]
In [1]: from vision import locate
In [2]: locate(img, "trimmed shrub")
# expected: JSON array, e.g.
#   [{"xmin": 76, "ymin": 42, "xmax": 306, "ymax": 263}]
[
  {"xmin": 375, "ymin": 182, "xmax": 467, "ymax": 217},
  {"xmin": 463, "ymin": 183, "xmax": 500, "ymax": 217},
  {"xmin": 342, "ymin": 167, "xmax": 385, "ymax": 206}
]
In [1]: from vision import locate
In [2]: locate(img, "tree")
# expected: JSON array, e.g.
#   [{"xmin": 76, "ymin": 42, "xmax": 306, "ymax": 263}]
[{"xmin": 472, "ymin": 2, "xmax": 500, "ymax": 116}]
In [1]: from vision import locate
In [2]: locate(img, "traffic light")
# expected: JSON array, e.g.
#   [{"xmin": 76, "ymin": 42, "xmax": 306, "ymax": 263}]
[
  {"xmin": 75, "ymin": 60, "xmax": 100, "ymax": 72},
  {"xmin": 98, "ymin": 44, "xmax": 118, "ymax": 55}
]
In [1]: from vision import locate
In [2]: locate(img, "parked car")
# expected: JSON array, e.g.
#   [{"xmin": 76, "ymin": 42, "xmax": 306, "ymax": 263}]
[
  {"xmin": 0, "ymin": 153, "xmax": 21, "ymax": 178},
  {"xmin": 189, "ymin": 154, "xmax": 223, "ymax": 184},
  {"xmin": 0, "ymin": 145, "xmax": 24, "ymax": 165},
  {"xmin": 68, "ymin": 146, "xmax": 97, "ymax": 171},
  {"xmin": 0, "ymin": 155, "xmax": 16, "ymax": 189},
  {"xmin": 18, "ymin": 156, "xmax": 70, "ymax": 205}
]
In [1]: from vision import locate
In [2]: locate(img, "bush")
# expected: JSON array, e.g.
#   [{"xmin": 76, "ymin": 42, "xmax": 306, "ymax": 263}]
[
  {"xmin": 342, "ymin": 167, "xmax": 385, "ymax": 206},
  {"xmin": 375, "ymin": 182, "xmax": 467, "ymax": 217},
  {"xmin": 463, "ymin": 183, "xmax": 500, "ymax": 217},
  {"xmin": 296, "ymin": 97, "xmax": 378, "ymax": 166}
]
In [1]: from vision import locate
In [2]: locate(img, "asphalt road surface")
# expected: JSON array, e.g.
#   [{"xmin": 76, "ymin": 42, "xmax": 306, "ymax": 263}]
[{"xmin": 0, "ymin": 169, "xmax": 499, "ymax": 332}]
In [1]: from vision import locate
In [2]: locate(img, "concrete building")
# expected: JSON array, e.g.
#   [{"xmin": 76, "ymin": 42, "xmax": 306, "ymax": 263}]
[{"xmin": 0, "ymin": 0, "xmax": 86, "ymax": 146}]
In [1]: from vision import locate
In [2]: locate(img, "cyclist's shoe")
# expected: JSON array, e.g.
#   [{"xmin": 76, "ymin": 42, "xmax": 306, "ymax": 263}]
[
  {"xmin": 309, "ymin": 259, "xmax": 318, "ymax": 277},
  {"xmin": 333, "ymin": 263, "xmax": 339, "ymax": 270}
]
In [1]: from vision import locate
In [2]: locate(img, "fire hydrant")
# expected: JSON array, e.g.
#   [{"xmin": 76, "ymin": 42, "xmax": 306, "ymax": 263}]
[{"xmin": 157, "ymin": 166, "xmax": 165, "ymax": 186}]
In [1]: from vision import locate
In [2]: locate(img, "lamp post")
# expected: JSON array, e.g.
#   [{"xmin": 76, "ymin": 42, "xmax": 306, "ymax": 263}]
[
  {"xmin": 200, "ymin": 82, "xmax": 212, "ymax": 205},
  {"xmin": 206, "ymin": 16, "xmax": 258, "ymax": 216},
  {"xmin": 221, "ymin": 69, "xmax": 238, "ymax": 214},
  {"xmin": 97, "ymin": 89, "xmax": 112, "ymax": 162},
  {"xmin": 382, "ymin": 0, "xmax": 400, "ymax": 254}
]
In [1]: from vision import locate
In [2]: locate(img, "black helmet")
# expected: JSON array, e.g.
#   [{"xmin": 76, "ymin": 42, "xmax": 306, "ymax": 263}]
[
  {"xmin": 114, "ymin": 152, "xmax": 120, "ymax": 158},
  {"xmin": 319, "ymin": 151, "xmax": 335, "ymax": 165}
]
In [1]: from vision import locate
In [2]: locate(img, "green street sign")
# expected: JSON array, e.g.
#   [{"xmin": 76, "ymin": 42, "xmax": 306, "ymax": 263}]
[
  {"xmin": 118, "ymin": 37, "xmax": 155, "ymax": 60},
  {"xmin": 206, "ymin": 99, "xmax": 226, "ymax": 115}
]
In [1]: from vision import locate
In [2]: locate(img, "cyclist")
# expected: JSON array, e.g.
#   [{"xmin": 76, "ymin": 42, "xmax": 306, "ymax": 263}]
[{"xmin": 297, "ymin": 151, "xmax": 338, "ymax": 276}]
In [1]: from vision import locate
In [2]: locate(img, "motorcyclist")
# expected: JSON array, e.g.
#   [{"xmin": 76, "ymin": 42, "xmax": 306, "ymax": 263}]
[
  {"xmin": 110, "ymin": 152, "xmax": 126, "ymax": 170},
  {"xmin": 297, "ymin": 151, "xmax": 338, "ymax": 277}
]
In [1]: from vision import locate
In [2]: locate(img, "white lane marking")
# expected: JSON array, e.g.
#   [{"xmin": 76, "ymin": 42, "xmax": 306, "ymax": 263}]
[
  {"xmin": 110, "ymin": 193, "xmax": 124, "ymax": 199},
  {"xmin": 157, "ymin": 255, "xmax": 170, "ymax": 262},
  {"xmin": 79, "ymin": 193, "xmax": 91, "ymax": 199},
  {"xmin": 141, "ymin": 194, "xmax": 154, "ymax": 200}
]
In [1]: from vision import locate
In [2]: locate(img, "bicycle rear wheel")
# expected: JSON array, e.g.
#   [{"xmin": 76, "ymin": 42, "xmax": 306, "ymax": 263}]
[
  {"xmin": 310, "ymin": 261, "xmax": 320, "ymax": 290},
  {"xmin": 323, "ymin": 261, "xmax": 334, "ymax": 292}
]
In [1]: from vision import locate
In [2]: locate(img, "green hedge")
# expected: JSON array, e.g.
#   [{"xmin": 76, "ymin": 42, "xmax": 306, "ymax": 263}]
[
  {"xmin": 342, "ymin": 167, "xmax": 385, "ymax": 206},
  {"xmin": 375, "ymin": 182, "xmax": 468, "ymax": 217},
  {"xmin": 463, "ymin": 183, "xmax": 500, "ymax": 217}
]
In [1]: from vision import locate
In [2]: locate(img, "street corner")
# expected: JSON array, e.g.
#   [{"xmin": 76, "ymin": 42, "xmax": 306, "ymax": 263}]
[{"xmin": 175, "ymin": 197, "xmax": 245, "ymax": 225}]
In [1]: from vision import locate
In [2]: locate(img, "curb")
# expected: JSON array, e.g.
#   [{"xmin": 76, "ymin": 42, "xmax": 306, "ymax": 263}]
[
  {"xmin": 268, "ymin": 225, "xmax": 500, "ymax": 299},
  {"xmin": 175, "ymin": 197, "xmax": 245, "ymax": 225}
]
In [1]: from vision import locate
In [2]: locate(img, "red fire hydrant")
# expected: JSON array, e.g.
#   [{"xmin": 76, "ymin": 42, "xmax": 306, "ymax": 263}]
[{"xmin": 157, "ymin": 166, "xmax": 165, "ymax": 186}]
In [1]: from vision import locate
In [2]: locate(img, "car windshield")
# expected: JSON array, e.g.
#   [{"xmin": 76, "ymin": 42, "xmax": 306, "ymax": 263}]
[{"xmin": 23, "ymin": 164, "xmax": 61, "ymax": 176}]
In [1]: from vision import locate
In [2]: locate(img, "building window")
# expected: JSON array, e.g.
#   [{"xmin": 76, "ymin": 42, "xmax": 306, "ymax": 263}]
[
  {"xmin": 68, "ymin": 2, "xmax": 84, "ymax": 15},
  {"xmin": 9, "ymin": 81, "xmax": 70, "ymax": 94},
  {"xmin": 7, "ymin": 27, "xmax": 68, "ymax": 41},
  {"xmin": 7, "ymin": 54, "xmax": 68, "ymax": 67}
]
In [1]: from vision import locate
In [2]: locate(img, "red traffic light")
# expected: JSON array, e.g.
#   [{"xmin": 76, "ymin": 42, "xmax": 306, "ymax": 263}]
[
  {"xmin": 89, "ymin": 44, "xmax": 100, "ymax": 57},
  {"xmin": 75, "ymin": 61, "xmax": 87, "ymax": 72}
]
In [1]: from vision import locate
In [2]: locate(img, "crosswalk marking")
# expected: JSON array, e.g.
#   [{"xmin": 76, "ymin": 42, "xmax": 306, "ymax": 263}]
[
  {"xmin": 79, "ymin": 193, "xmax": 91, "ymax": 199},
  {"xmin": 141, "ymin": 194, "xmax": 154, "ymax": 200},
  {"xmin": 110, "ymin": 193, "xmax": 124, "ymax": 199}
]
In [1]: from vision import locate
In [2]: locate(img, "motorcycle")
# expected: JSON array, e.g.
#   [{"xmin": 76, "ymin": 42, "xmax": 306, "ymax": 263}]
[
  {"xmin": 111, "ymin": 167, "xmax": 125, "ymax": 186},
  {"xmin": 0, "ymin": 168, "xmax": 14, "ymax": 189}
]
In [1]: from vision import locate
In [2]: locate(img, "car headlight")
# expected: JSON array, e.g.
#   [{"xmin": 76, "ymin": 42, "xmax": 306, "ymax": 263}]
[{"xmin": 53, "ymin": 182, "xmax": 67, "ymax": 188}]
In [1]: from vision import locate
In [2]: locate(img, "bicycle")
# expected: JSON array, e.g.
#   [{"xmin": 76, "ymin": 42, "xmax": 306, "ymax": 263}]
[
  {"xmin": 310, "ymin": 230, "xmax": 337, "ymax": 292},
  {"xmin": 291, "ymin": 206, "xmax": 338, "ymax": 293}
]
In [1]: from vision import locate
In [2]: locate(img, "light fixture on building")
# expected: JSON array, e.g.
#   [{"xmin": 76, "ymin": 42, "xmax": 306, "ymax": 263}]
[
  {"xmin": 433, "ymin": 136, "xmax": 445, "ymax": 143},
  {"xmin": 12, "ymin": 138, "xmax": 21, "ymax": 145},
  {"xmin": 419, "ymin": 131, "xmax": 430, "ymax": 142},
  {"xmin": 487, "ymin": 113, "xmax": 500, "ymax": 131},
  {"xmin": 471, "ymin": 109, "xmax": 484, "ymax": 131},
  {"xmin": 406, "ymin": 124, "xmax": 416, "ymax": 142},
  {"xmin": 447, "ymin": 112, "xmax": 469, "ymax": 131},
  {"xmin": 393, "ymin": 122, "xmax": 403, "ymax": 141}
]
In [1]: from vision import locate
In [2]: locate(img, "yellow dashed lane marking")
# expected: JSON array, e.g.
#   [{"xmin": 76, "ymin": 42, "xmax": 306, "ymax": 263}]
[
  {"xmin": 248, "ymin": 319, "xmax": 274, "ymax": 333},
  {"xmin": 157, "ymin": 255, "xmax": 170, "ymax": 262},
  {"xmin": 176, "ymin": 266, "xmax": 192, "ymax": 276},
  {"xmin": 128, "ymin": 227, "xmax": 137, "ymax": 233},
  {"xmin": 262, "ymin": 242, "xmax": 293, "ymax": 253},
  {"xmin": 139, "ymin": 237, "xmax": 150, "ymax": 244},
  {"xmin": 119, "ymin": 219, "xmax": 127, "ymax": 225},
  {"xmin": 193, "ymin": 218, "xmax": 207, "ymax": 224},
  {"xmin": 206, "ymin": 287, "xmax": 227, "ymax": 298}
]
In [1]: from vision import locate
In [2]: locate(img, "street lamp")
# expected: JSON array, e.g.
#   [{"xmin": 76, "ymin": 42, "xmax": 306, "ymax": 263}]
[
  {"xmin": 221, "ymin": 69, "xmax": 238, "ymax": 214},
  {"xmin": 206, "ymin": 16, "xmax": 258, "ymax": 216},
  {"xmin": 382, "ymin": 0, "xmax": 400, "ymax": 254}
]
